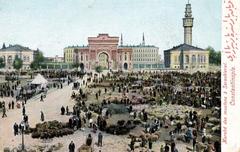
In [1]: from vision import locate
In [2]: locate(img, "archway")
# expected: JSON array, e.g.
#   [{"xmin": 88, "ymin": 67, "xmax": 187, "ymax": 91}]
[
  {"xmin": 98, "ymin": 52, "xmax": 109, "ymax": 70},
  {"xmin": 123, "ymin": 63, "xmax": 128, "ymax": 70}
]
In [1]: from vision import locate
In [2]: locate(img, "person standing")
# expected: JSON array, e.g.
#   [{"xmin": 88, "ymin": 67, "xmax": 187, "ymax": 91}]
[
  {"xmin": 98, "ymin": 132, "xmax": 103, "ymax": 147},
  {"xmin": 171, "ymin": 142, "xmax": 178, "ymax": 152},
  {"xmin": 130, "ymin": 137, "xmax": 135, "ymax": 152},
  {"xmin": 164, "ymin": 143, "xmax": 170, "ymax": 152},
  {"xmin": 22, "ymin": 106, "xmax": 26, "ymax": 116},
  {"xmin": 12, "ymin": 101, "xmax": 14, "ymax": 109},
  {"xmin": 193, "ymin": 137, "xmax": 197, "ymax": 151},
  {"xmin": 2, "ymin": 107, "xmax": 7, "ymax": 118},
  {"xmin": 86, "ymin": 134, "xmax": 93, "ymax": 146},
  {"xmin": 13, "ymin": 122, "xmax": 18, "ymax": 136},
  {"xmin": 8, "ymin": 102, "xmax": 11, "ymax": 110},
  {"xmin": 40, "ymin": 111, "xmax": 44, "ymax": 121},
  {"xmin": 66, "ymin": 106, "xmax": 69, "ymax": 115},
  {"xmin": 24, "ymin": 97, "xmax": 27, "ymax": 104},
  {"xmin": 160, "ymin": 145, "xmax": 164, "ymax": 152},
  {"xmin": 61, "ymin": 106, "xmax": 65, "ymax": 115},
  {"xmin": 148, "ymin": 138, "xmax": 153, "ymax": 151},
  {"xmin": 40, "ymin": 94, "xmax": 44, "ymax": 102},
  {"xmin": 68, "ymin": 141, "xmax": 75, "ymax": 152}
]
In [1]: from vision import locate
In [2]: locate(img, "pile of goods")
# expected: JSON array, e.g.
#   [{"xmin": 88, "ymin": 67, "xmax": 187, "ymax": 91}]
[
  {"xmin": 129, "ymin": 129, "xmax": 161, "ymax": 142},
  {"xmin": 78, "ymin": 144, "xmax": 93, "ymax": 152},
  {"xmin": 30, "ymin": 120, "xmax": 74, "ymax": 139},
  {"xmin": 105, "ymin": 120, "xmax": 136, "ymax": 135}
]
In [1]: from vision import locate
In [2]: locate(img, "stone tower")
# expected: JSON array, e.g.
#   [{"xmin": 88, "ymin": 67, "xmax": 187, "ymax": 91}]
[{"xmin": 183, "ymin": 1, "xmax": 194, "ymax": 45}]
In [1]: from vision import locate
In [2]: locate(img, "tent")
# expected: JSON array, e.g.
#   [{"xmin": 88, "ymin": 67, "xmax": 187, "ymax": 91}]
[{"xmin": 31, "ymin": 74, "xmax": 48, "ymax": 87}]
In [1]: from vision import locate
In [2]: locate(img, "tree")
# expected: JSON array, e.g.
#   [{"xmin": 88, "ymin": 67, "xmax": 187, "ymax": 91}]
[
  {"xmin": 13, "ymin": 56, "xmax": 23, "ymax": 70},
  {"xmin": 95, "ymin": 66, "xmax": 103, "ymax": 82},
  {"xmin": 72, "ymin": 63, "xmax": 79, "ymax": 69},
  {"xmin": 207, "ymin": 46, "xmax": 221, "ymax": 65},
  {"xmin": 0, "ymin": 57, "xmax": 5, "ymax": 68},
  {"xmin": 30, "ymin": 49, "xmax": 45, "ymax": 70},
  {"xmin": 80, "ymin": 63, "xmax": 84, "ymax": 72},
  {"xmin": 95, "ymin": 65, "xmax": 103, "ymax": 74}
]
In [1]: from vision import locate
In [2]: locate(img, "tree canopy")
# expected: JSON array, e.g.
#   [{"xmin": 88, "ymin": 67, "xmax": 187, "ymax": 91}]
[
  {"xmin": 95, "ymin": 65, "xmax": 103, "ymax": 74},
  {"xmin": 80, "ymin": 63, "xmax": 84, "ymax": 72},
  {"xmin": 30, "ymin": 50, "xmax": 45, "ymax": 70},
  {"xmin": 0, "ymin": 57, "xmax": 5, "ymax": 68},
  {"xmin": 207, "ymin": 46, "xmax": 221, "ymax": 65},
  {"xmin": 13, "ymin": 56, "xmax": 23, "ymax": 70}
]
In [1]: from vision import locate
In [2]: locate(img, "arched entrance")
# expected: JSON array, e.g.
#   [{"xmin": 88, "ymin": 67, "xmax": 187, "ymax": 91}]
[
  {"xmin": 123, "ymin": 63, "xmax": 128, "ymax": 70},
  {"xmin": 98, "ymin": 52, "xmax": 109, "ymax": 70}
]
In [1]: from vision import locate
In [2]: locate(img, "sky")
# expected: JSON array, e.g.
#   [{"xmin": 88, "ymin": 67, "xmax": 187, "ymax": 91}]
[{"xmin": 0, "ymin": 0, "xmax": 221, "ymax": 57}]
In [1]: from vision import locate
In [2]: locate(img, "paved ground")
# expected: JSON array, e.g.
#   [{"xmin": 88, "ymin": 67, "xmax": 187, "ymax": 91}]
[{"xmin": 0, "ymin": 73, "xmax": 190, "ymax": 152}]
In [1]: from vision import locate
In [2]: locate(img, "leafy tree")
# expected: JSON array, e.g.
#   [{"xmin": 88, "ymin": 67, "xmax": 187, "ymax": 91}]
[
  {"xmin": 13, "ymin": 56, "xmax": 23, "ymax": 70},
  {"xmin": 30, "ymin": 49, "xmax": 45, "ymax": 70},
  {"xmin": 80, "ymin": 63, "xmax": 84, "ymax": 72},
  {"xmin": 0, "ymin": 57, "xmax": 5, "ymax": 68},
  {"xmin": 95, "ymin": 65, "xmax": 103, "ymax": 74},
  {"xmin": 207, "ymin": 46, "xmax": 221, "ymax": 65},
  {"xmin": 72, "ymin": 63, "xmax": 79, "ymax": 68}
]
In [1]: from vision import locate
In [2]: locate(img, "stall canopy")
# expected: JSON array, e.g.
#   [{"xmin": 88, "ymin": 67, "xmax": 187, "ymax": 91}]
[{"xmin": 31, "ymin": 74, "xmax": 48, "ymax": 85}]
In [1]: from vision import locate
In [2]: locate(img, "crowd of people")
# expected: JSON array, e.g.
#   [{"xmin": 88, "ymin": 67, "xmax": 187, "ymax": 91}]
[{"xmin": 1, "ymin": 70, "xmax": 221, "ymax": 152}]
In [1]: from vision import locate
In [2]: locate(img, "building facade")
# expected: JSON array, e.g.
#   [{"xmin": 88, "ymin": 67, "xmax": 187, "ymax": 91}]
[
  {"xmin": 164, "ymin": 44, "xmax": 209, "ymax": 69},
  {"xmin": 120, "ymin": 34, "xmax": 162, "ymax": 70},
  {"xmin": 64, "ymin": 33, "xmax": 163, "ymax": 71},
  {"xmin": 64, "ymin": 47, "xmax": 75, "ymax": 63},
  {"xmin": 46, "ymin": 55, "xmax": 64, "ymax": 63},
  {"xmin": 72, "ymin": 34, "xmax": 133, "ymax": 71},
  {"xmin": 164, "ymin": 2, "xmax": 209, "ymax": 70},
  {"xmin": 0, "ymin": 44, "xmax": 35, "ymax": 69},
  {"xmin": 131, "ymin": 45, "xmax": 161, "ymax": 70}
]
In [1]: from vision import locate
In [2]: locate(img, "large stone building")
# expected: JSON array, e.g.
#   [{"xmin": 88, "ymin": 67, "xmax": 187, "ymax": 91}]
[
  {"xmin": 64, "ymin": 46, "xmax": 75, "ymax": 63},
  {"xmin": 70, "ymin": 34, "xmax": 133, "ymax": 71},
  {"xmin": 164, "ymin": 44, "xmax": 209, "ymax": 69},
  {"xmin": 164, "ymin": 2, "xmax": 209, "ymax": 70},
  {"xmin": 125, "ymin": 34, "xmax": 162, "ymax": 70},
  {"xmin": 46, "ymin": 55, "xmax": 64, "ymax": 63},
  {"xmin": 0, "ymin": 43, "xmax": 35, "ymax": 69},
  {"xmin": 65, "ymin": 33, "xmax": 163, "ymax": 71}
]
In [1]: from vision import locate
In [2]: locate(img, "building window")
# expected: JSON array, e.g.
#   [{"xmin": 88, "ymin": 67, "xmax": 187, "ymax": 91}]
[
  {"xmin": 185, "ymin": 55, "xmax": 189, "ymax": 64},
  {"xmin": 174, "ymin": 56, "xmax": 177, "ymax": 63},
  {"xmin": 8, "ymin": 56, "xmax": 12, "ymax": 64},
  {"xmin": 125, "ymin": 53, "xmax": 127, "ymax": 61},
  {"xmin": 192, "ymin": 55, "xmax": 196, "ymax": 63}
]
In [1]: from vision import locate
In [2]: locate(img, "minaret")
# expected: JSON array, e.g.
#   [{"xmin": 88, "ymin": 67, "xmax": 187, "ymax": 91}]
[
  {"xmin": 183, "ymin": 1, "xmax": 194, "ymax": 45},
  {"xmin": 142, "ymin": 33, "xmax": 145, "ymax": 46},
  {"xmin": 120, "ymin": 33, "xmax": 123, "ymax": 46}
]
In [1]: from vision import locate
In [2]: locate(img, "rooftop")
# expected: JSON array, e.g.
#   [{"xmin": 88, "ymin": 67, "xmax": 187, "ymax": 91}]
[
  {"xmin": 119, "ymin": 44, "xmax": 158, "ymax": 48},
  {"xmin": 0, "ymin": 44, "xmax": 34, "ymax": 52},
  {"xmin": 64, "ymin": 45, "xmax": 89, "ymax": 49},
  {"xmin": 164, "ymin": 43, "xmax": 205, "ymax": 52}
]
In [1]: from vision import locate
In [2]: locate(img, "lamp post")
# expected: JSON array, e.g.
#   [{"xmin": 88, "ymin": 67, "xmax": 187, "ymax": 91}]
[{"xmin": 21, "ymin": 124, "xmax": 25, "ymax": 150}]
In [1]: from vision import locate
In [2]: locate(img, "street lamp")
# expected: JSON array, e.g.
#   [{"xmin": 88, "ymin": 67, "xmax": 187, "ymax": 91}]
[{"xmin": 21, "ymin": 124, "xmax": 25, "ymax": 150}]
